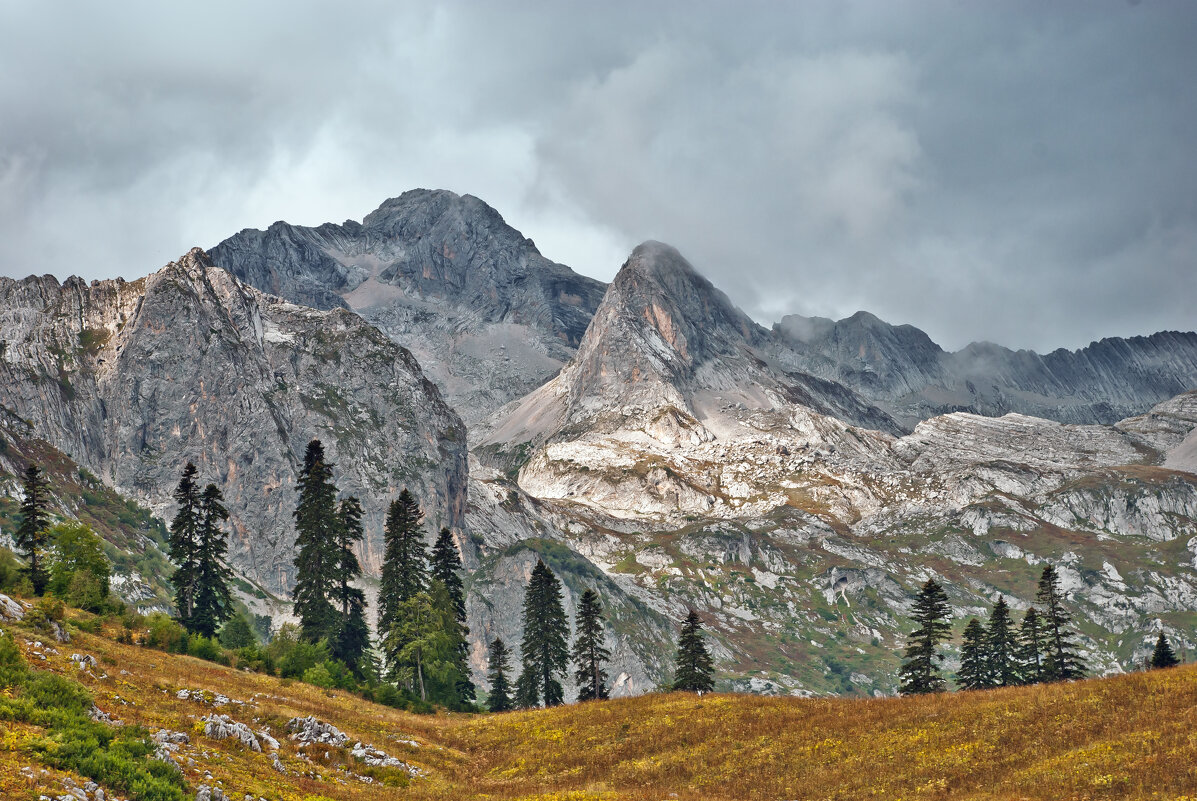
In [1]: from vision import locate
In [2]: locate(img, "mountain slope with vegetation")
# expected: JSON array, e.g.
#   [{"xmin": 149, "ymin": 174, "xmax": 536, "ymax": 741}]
[{"xmin": 0, "ymin": 596, "xmax": 1194, "ymax": 801}]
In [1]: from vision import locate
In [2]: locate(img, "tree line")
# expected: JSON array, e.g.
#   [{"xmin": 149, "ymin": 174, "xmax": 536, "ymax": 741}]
[{"xmin": 900, "ymin": 565, "xmax": 1182, "ymax": 695}]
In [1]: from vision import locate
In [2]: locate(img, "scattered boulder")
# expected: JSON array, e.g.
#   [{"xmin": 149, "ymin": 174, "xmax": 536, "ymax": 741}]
[
  {"xmin": 286, "ymin": 716, "xmax": 349, "ymax": 747},
  {"xmin": 0, "ymin": 593, "xmax": 25, "ymax": 621},
  {"xmin": 202, "ymin": 714, "xmax": 262, "ymax": 752}
]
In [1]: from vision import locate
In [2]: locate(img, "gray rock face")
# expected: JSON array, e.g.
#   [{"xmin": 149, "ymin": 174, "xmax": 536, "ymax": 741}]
[
  {"xmin": 774, "ymin": 311, "xmax": 1197, "ymax": 430},
  {"xmin": 0, "ymin": 248, "xmax": 467, "ymax": 592},
  {"xmin": 209, "ymin": 189, "xmax": 607, "ymax": 425}
]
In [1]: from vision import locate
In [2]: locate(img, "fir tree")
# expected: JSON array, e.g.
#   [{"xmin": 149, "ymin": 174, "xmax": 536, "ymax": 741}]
[
  {"xmin": 956, "ymin": 618, "xmax": 992, "ymax": 690},
  {"xmin": 292, "ymin": 440, "xmax": 340, "ymax": 644},
  {"xmin": 486, "ymin": 638, "xmax": 514, "ymax": 712},
  {"xmin": 1150, "ymin": 632, "xmax": 1180, "ymax": 669},
  {"xmin": 378, "ymin": 490, "xmax": 425, "ymax": 634},
  {"xmin": 671, "ymin": 609, "xmax": 715, "ymax": 693},
  {"xmin": 571, "ymin": 588, "xmax": 611, "ymax": 701},
  {"xmin": 15, "ymin": 464, "xmax": 51, "ymax": 595},
  {"xmin": 379, "ymin": 489, "xmax": 429, "ymax": 679},
  {"xmin": 987, "ymin": 596, "xmax": 1020, "ymax": 687},
  {"xmin": 430, "ymin": 527, "xmax": 475, "ymax": 706},
  {"xmin": 1017, "ymin": 607, "xmax": 1048, "ymax": 685},
  {"xmin": 516, "ymin": 560, "xmax": 570, "ymax": 707},
  {"xmin": 190, "ymin": 484, "xmax": 234, "ymax": 639},
  {"xmin": 1035, "ymin": 565, "xmax": 1086, "ymax": 681},
  {"xmin": 168, "ymin": 462, "xmax": 202, "ymax": 625},
  {"xmin": 898, "ymin": 578, "xmax": 952, "ymax": 695},
  {"xmin": 330, "ymin": 496, "xmax": 370, "ymax": 673}
]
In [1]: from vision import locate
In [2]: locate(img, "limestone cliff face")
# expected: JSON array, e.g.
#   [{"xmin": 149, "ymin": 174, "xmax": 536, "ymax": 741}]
[
  {"xmin": 209, "ymin": 189, "xmax": 607, "ymax": 426},
  {"xmin": 0, "ymin": 248, "xmax": 467, "ymax": 593},
  {"xmin": 774, "ymin": 311, "xmax": 1197, "ymax": 429}
]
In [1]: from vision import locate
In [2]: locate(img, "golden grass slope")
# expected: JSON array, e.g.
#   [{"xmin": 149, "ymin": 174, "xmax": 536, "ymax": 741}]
[{"xmin": 2, "ymin": 610, "xmax": 1196, "ymax": 801}]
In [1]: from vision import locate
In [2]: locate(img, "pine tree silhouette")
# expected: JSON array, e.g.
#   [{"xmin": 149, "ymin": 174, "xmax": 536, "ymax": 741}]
[
  {"xmin": 1150, "ymin": 632, "xmax": 1180, "ymax": 669},
  {"xmin": 292, "ymin": 440, "xmax": 340, "ymax": 644},
  {"xmin": 330, "ymin": 496, "xmax": 370, "ymax": 673},
  {"xmin": 571, "ymin": 588, "xmax": 611, "ymax": 701},
  {"xmin": 16, "ymin": 464, "xmax": 52, "ymax": 596},
  {"xmin": 1035, "ymin": 565, "xmax": 1086, "ymax": 681},
  {"xmin": 516, "ymin": 560, "xmax": 569, "ymax": 707},
  {"xmin": 168, "ymin": 463, "xmax": 202, "ymax": 626},
  {"xmin": 430, "ymin": 527, "xmax": 475, "ymax": 706},
  {"xmin": 486, "ymin": 638, "xmax": 514, "ymax": 712},
  {"xmin": 899, "ymin": 578, "xmax": 952, "ymax": 695},
  {"xmin": 671, "ymin": 609, "xmax": 715, "ymax": 693},
  {"xmin": 987, "ymin": 596, "xmax": 1020, "ymax": 687},
  {"xmin": 956, "ymin": 618, "xmax": 992, "ymax": 690},
  {"xmin": 190, "ymin": 484, "xmax": 234, "ymax": 638}
]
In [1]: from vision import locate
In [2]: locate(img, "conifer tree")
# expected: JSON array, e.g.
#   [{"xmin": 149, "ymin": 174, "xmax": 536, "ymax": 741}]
[
  {"xmin": 330, "ymin": 496, "xmax": 370, "ymax": 673},
  {"xmin": 671, "ymin": 609, "xmax": 715, "ymax": 693},
  {"xmin": 987, "ymin": 596, "xmax": 1020, "ymax": 687},
  {"xmin": 168, "ymin": 462, "xmax": 202, "ymax": 625},
  {"xmin": 956, "ymin": 618, "xmax": 992, "ymax": 690},
  {"xmin": 292, "ymin": 440, "xmax": 340, "ymax": 644},
  {"xmin": 515, "ymin": 560, "xmax": 570, "ymax": 707},
  {"xmin": 430, "ymin": 527, "xmax": 475, "ymax": 705},
  {"xmin": 384, "ymin": 580, "xmax": 456, "ymax": 702},
  {"xmin": 571, "ymin": 588, "xmax": 611, "ymax": 701},
  {"xmin": 899, "ymin": 578, "xmax": 952, "ymax": 695},
  {"xmin": 1017, "ymin": 607, "xmax": 1048, "ymax": 685},
  {"xmin": 1150, "ymin": 632, "xmax": 1180, "ymax": 669},
  {"xmin": 486, "ymin": 638, "xmax": 514, "ymax": 712},
  {"xmin": 379, "ymin": 489, "xmax": 429, "ymax": 679},
  {"xmin": 190, "ymin": 484, "xmax": 234, "ymax": 638},
  {"xmin": 378, "ymin": 490, "xmax": 425, "ymax": 635},
  {"xmin": 16, "ymin": 464, "xmax": 51, "ymax": 595},
  {"xmin": 1035, "ymin": 565, "xmax": 1086, "ymax": 681}
]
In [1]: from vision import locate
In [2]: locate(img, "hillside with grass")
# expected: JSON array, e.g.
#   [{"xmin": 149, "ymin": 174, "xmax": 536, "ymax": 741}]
[{"xmin": 1, "ymin": 594, "xmax": 1195, "ymax": 801}]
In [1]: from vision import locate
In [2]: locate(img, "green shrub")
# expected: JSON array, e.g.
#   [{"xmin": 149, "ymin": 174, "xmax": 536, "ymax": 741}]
[
  {"xmin": 0, "ymin": 633, "xmax": 28, "ymax": 688},
  {"xmin": 186, "ymin": 634, "xmax": 225, "ymax": 663},
  {"xmin": 0, "ymin": 547, "xmax": 23, "ymax": 593},
  {"xmin": 145, "ymin": 613, "xmax": 188, "ymax": 652},
  {"xmin": 219, "ymin": 613, "xmax": 257, "ymax": 649},
  {"xmin": 303, "ymin": 662, "xmax": 336, "ymax": 689}
]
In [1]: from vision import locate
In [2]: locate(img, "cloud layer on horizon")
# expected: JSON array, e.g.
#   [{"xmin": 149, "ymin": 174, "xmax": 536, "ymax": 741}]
[{"xmin": 1, "ymin": 1, "xmax": 1194, "ymax": 352}]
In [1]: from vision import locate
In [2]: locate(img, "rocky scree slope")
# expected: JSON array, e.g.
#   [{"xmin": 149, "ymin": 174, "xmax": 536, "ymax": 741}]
[
  {"xmin": 0, "ymin": 248, "xmax": 467, "ymax": 594},
  {"xmin": 474, "ymin": 241, "xmax": 1197, "ymax": 695},
  {"xmin": 209, "ymin": 189, "xmax": 607, "ymax": 426}
]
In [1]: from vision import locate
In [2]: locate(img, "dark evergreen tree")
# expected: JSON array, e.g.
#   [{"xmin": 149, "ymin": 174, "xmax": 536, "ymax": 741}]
[
  {"xmin": 15, "ymin": 464, "xmax": 51, "ymax": 595},
  {"xmin": 571, "ymin": 588, "xmax": 611, "ymax": 701},
  {"xmin": 1035, "ymin": 565, "xmax": 1086, "ymax": 681},
  {"xmin": 486, "ymin": 638, "xmax": 514, "ymax": 712},
  {"xmin": 430, "ymin": 527, "xmax": 475, "ymax": 705},
  {"xmin": 168, "ymin": 463, "xmax": 202, "ymax": 625},
  {"xmin": 292, "ymin": 440, "xmax": 340, "ymax": 644},
  {"xmin": 378, "ymin": 489, "xmax": 425, "ymax": 634},
  {"xmin": 1017, "ymin": 607, "xmax": 1048, "ymax": 685},
  {"xmin": 1150, "ymin": 632, "xmax": 1180, "ymax": 669},
  {"xmin": 515, "ymin": 560, "xmax": 570, "ymax": 707},
  {"xmin": 219, "ymin": 614, "xmax": 258, "ymax": 649},
  {"xmin": 379, "ymin": 489, "xmax": 428, "ymax": 679},
  {"xmin": 330, "ymin": 496, "xmax": 370, "ymax": 673},
  {"xmin": 898, "ymin": 578, "xmax": 952, "ymax": 695},
  {"xmin": 671, "ymin": 609, "xmax": 715, "ymax": 693},
  {"xmin": 987, "ymin": 596, "xmax": 1020, "ymax": 687},
  {"xmin": 956, "ymin": 618, "xmax": 992, "ymax": 690},
  {"xmin": 190, "ymin": 484, "xmax": 234, "ymax": 638}
]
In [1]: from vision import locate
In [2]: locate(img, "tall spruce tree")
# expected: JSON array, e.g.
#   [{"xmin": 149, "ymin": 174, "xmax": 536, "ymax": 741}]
[
  {"xmin": 899, "ymin": 578, "xmax": 952, "ymax": 695},
  {"xmin": 15, "ymin": 464, "xmax": 51, "ymax": 595},
  {"xmin": 168, "ymin": 463, "xmax": 202, "ymax": 625},
  {"xmin": 671, "ymin": 609, "xmax": 715, "ymax": 693},
  {"xmin": 516, "ymin": 560, "xmax": 570, "ymax": 707},
  {"xmin": 190, "ymin": 484, "xmax": 234, "ymax": 638},
  {"xmin": 987, "ymin": 596, "xmax": 1020, "ymax": 687},
  {"xmin": 1150, "ymin": 632, "xmax": 1180, "ymax": 669},
  {"xmin": 292, "ymin": 440, "xmax": 340, "ymax": 644},
  {"xmin": 379, "ymin": 489, "xmax": 428, "ymax": 679},
  {"xmin": 1017, "ymin": 607, "xmax": 1048, "ymax": 685},
  {"xmin": 571, "ymin": 588, "xmax": 611, "ymax": 701},
  {"xmin": 430, "ymin": 527, "xmax": 475, "ymax": 706},
  {"xmin": 487, "ymin": 638, "xmax": 514, "ymax": 712},
  {"xmin": 1035, "ymin": 565, "xmax": 1086, "ymax": 681},
  {"xmin": 330, "ymin": 496, "xmax": 370, "ymax": 673},
  {"xmin": 956, "ymin": 618, "xmax": 992, "ymax": 690}
]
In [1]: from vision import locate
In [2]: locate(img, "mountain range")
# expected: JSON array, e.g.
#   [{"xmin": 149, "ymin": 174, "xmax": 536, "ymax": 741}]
[{"xmin": 2, "ymin": 188, "xmax": 1196, "ymax": 697}]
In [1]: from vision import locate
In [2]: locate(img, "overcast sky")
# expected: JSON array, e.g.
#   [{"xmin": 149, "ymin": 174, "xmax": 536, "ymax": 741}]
[{"xmin": 1, "ymin": 1, "xmax": 1194, "ymax": 351}]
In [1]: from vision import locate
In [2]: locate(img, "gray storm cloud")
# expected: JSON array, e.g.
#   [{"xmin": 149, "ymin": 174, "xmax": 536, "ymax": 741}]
[{"xmin": 0, "ymin": 0, "xmax": 1194, "ymax": 352}]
